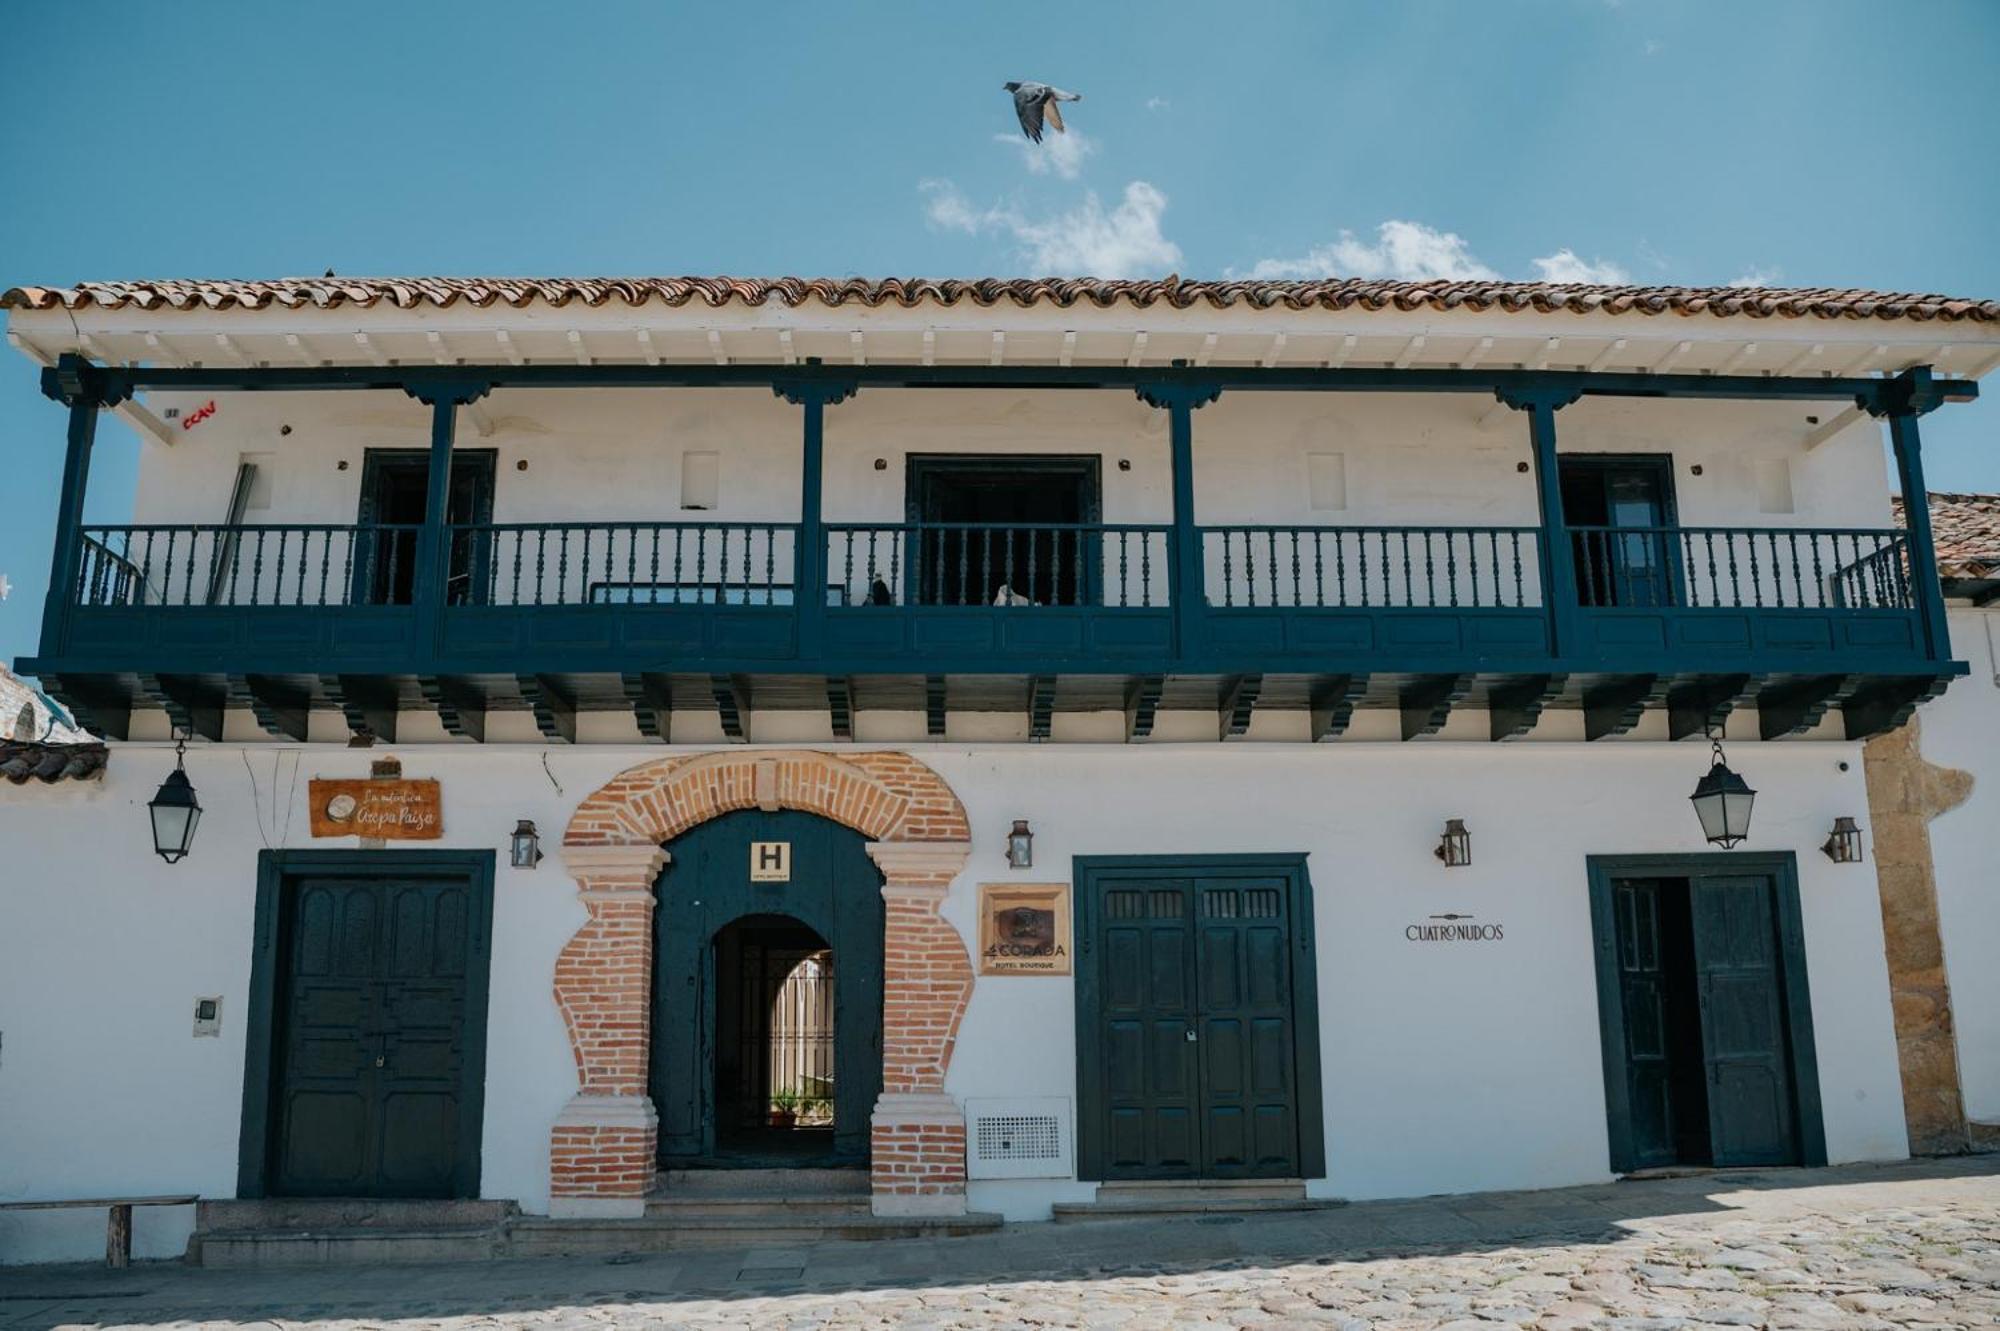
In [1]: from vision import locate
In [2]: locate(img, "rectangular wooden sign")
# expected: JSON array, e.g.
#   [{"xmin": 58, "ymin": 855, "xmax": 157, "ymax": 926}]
[
  {"xmin": 309, "ymin": 778, "xmax": 443, "ymax": 840},
  {"xmin": 978, "ymin": 882, "xmax": 1072, "ymax": 976}
]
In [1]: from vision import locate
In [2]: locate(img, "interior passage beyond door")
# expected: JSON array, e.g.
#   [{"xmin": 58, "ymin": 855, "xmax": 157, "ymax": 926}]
[{"xmin": 1079, "ymin": 859, "xmax": 1320, "ymax": 1181}]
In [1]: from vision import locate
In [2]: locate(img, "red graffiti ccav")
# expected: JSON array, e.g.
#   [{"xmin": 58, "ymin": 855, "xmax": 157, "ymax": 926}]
[{"xmin": 180, "ymin": 400, "xmax": 217, "ymax": 431}]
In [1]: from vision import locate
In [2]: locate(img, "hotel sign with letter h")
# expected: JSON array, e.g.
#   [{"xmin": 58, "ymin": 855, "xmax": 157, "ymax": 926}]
[{"xmin": 749, "ymin": 841, "xmax": 792, "ymax": 883}]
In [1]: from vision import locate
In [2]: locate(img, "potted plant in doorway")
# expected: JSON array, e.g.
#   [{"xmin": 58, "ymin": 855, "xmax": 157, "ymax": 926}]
[{"xmin": 768, "ymin": 1089, "xmax": 800, "ymax": 1129}]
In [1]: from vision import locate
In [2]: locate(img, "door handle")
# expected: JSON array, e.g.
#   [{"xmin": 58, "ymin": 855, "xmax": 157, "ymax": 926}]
[
  {"xmin": 374, "ymin": 1055, "xmax": 387, "ymax": 1068},
  {"xmin": 1185, "ymin": 1028, "xmax": 1198, "ymax": 1043}
]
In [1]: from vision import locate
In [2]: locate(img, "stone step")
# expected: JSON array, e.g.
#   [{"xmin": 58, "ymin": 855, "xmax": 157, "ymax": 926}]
[
  {"xmin": 658, "ymin": 1167, "xmax": 871, "ymax": 1196},
  {"xmin": 644, "ymin": 1194, "xmax": 873, "ymax": 1219},
  {"xmin": 508, "ymin": 1211, "xmax": 1003, "ymax": 1257},
  {"xmin": 191, "ymin": 1224, "xmax": 504, "ymax": 1268},
  {"xmin": 195, "ymin": 1198, "xmax": 518, "ymax": 1233},
  {"xmin": 1053, "ymin": 1180, "xmax": 1342, "ymax": 1224},
  {"xmin": 1093, "ymin": 1179, "xmax": 1309, "ymax": 1204}
]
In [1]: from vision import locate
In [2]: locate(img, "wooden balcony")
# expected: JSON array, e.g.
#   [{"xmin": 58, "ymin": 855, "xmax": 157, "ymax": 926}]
[
  {"xmin": 27, "ymin": 515, "xmax": 1951, "ymax": 745},
  {"xmin": 20, "ymin": 355, "xmax": 1974, "ymax": 743}
]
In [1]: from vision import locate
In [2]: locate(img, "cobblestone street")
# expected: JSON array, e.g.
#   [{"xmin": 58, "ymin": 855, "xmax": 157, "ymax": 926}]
[{"xmin": 2, "ymin": 1159, "xmax": 1996, "ymax": 1330}]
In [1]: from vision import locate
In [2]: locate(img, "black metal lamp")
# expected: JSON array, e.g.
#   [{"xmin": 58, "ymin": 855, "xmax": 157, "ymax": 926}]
[
  {"xmin": 1004, "ymin": 819, "xmax": 1034, "ymax": 870},
  {"xmin": 1434, "ymin": 818, "xmax": 1471, "ymax": 867},
  {"xmin": 1821, "ymin": 816, "xmax": 1864, "ymax": 863},
  {"xmin": 509, "ymin": 819, "xmax": 544, "ymax": 869},
  {"xmin": 1690, "ymin": 728, "xmax": 1756, "ymax": 849},
  {"xmin": 148, "ymin": 730, "xmax": 202, "ymax": 864}
]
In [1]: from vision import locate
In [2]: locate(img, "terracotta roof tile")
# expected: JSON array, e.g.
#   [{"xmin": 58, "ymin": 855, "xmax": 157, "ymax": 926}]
[
  {"xmin": 4, "ymin": 276, "xmax": 1997, "ymax": 323},
  {"xmin": 1895, "ymin": 492, "xmax": 2000, "ymax": 581},
  {"xmin": 0, "ymin": 666, "xmax": 105, "ymax": 783}
]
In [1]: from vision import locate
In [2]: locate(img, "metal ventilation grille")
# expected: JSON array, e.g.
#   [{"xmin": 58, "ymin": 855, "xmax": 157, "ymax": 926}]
[
  {"xmin": 966, "ymin": 1097, "xmax": 1073, "ymax": 1180},
  {"xmin": 977, "ymin": 1114, "xmax": 1060, "ymax": 1161}
]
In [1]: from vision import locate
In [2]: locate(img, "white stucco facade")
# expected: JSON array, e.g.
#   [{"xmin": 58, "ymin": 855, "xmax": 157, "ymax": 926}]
[
  {"xmin": 6, "ymin": 284, "xmax": 1992, "ymax": 1266},
  {"xmin": 0, "ymin": 736, "xmax": 1906, "ymax": 1263}
]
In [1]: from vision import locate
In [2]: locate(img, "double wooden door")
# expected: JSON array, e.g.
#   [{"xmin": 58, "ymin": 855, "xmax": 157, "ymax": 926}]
[
  {"xmin": 1593, "ymin": 859, "xmax": 1824, "ymax": 1173},
  {"xmin": 1076, "ymin": 857, "xmax": 1322, "ymax": 1181},
  {"xmin": 263, "ymin": 864, "xmax": 491, "ymax": 1198}
]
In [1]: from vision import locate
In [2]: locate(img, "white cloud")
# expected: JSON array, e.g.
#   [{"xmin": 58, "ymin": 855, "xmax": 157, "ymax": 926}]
[
  {"xmin": 1530, "ymin": 249, "xmax": 1631, "ymax": 284},
  {"xmin": 1727, "ymin": 266, "xmax": 1783, "ymax": 288},
  {"xmin": 1245, "ymin": 220, "xmax": 1500, "ymax": 282},
  {"xmin": 1145, "ymin": 96, "xmax": 1170, "ymax": 112},
  {"xmin": 921, "ymin": 180, "xmax": 1182, "ymax": 278},
  {"xmin": 995, "ymin": 129, "xmax": 1094, "ymax": 180},
  {"xmin": 1643, "ymin": 37, "xmax": 1664, "ymax": 55}
]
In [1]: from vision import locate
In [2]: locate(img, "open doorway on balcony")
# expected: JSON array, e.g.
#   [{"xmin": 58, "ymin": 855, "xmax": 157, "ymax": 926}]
[
  {"xmin": 353, "ymin": 449, "xmax": 496, "ymax": 605},
  {"xmin": 906, "ymin": 455, "xmax": 1101, "ymax": 606},
  {"xmin": 1560, "ymin": 454, "xmax": 1679, "ymax": 608}
]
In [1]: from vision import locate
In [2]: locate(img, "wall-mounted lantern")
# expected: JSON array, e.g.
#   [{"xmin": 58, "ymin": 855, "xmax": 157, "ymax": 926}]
[
  {"xmin": 1821, "ymin": 816, "xmax": 1864, "ymax": 863},
  {"xmin": 1433, "ymin": 818, "xmax": 1471, "ymax": 867},
  {"xmin": 148, "ymin": 731, "xmax": 202, "ymax": 865},
  {"xmin": 1004, "ymin": 819, "xmax": 1034, "ymax": 870},
  {"xmin": 509, "ymin": 819, "xmax": 544, "ymax": 870},
  {"xmin": 1690, "ymin": 729, "xmax": 1756, "ymax": 849}
]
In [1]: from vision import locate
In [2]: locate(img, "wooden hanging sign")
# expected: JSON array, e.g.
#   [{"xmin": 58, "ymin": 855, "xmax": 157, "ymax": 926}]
[{"xmin": 309, "ymin": 777, "xmax": 443, "ymax": 839}]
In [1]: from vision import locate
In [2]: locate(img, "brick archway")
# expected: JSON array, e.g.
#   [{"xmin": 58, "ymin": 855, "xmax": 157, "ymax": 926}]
[{"xmin": 552, "ymin": 751, "xmax": 975, "ymax": 1218}]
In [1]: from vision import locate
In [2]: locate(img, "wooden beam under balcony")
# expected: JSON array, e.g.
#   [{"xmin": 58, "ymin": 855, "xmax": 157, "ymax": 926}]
[
  {"xmin": 1400, "ymin": 674, "xmax": 1471, "ymax": 741},
  {"xmin": 1489, "ymin": 674, "xmax": 1565, "ymax": 742}
]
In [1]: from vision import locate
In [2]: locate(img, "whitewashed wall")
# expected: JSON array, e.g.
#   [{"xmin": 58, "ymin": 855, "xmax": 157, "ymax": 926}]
[
  {"xmin": 1922, "ymin": 604, "xmax": 2000, "ymax": 1125},
  {"xmin": 0, "ymin": 735, "xmax": 1906, "ymax": 1261},
  {"xmin": 121, "ymin": 387, "xmax": 1893, "ymax": 535}
]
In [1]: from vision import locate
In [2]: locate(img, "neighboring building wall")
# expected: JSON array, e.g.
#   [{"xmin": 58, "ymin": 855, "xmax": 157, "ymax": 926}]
[
  {"xmin": 1922, "ymin": 604, "xmax": 2000, "ymax": 1129},
  {"xmin": 0, "ymin": 736, "xmax": 1906, "ymax": 1262}
]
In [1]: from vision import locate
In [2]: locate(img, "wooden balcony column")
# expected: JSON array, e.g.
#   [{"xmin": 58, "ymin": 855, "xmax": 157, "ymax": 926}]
[
  {"xmin": 1496, "ymin": 384, "xmax": 1584, "ymax": 662},
  {"xmin": 37, "ymin": 354, "xmax": 126, "ymax": 659},
  {"xmin": 1869, "ymin": 366, "xmax": 1957, "ymax": 663},
  {"xmin": 775, "ymin": 366, "xmax": 858, "ymax": 659},
  {"xmin": 1136, "ymin": 366, "xmax": 1222, "ymax": 656},
  {"xmin": 402, "ymin": 379, "xmax": 491, "ymax": 666}
]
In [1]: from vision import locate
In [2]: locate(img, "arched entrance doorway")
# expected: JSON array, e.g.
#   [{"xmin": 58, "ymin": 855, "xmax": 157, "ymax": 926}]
[
  {"xmin": 652, "ymin": 809, "xmax": 884, "ymax": 1168},
  {"xmin": 552, "ymin": 750, "xmax": 974, "ymax": 1219}
]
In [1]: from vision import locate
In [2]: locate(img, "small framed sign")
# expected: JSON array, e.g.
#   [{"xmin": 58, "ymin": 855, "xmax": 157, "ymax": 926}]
[
  {"xmin": 978, "ymin": 883, "xmax": 1072, "ymax": 976},
  {"xmin": 749, "ymin": 841, "xmax": 792, "ymax": 883},
  {"xmin": 309, "ymin": 777, "xmax": 442, "ymax": 839}
]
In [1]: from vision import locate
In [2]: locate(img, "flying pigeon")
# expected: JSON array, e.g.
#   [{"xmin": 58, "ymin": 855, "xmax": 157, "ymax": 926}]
[{"xmin": 1005, "ymin": 81, "xmax": 1081, "ymax": 143}]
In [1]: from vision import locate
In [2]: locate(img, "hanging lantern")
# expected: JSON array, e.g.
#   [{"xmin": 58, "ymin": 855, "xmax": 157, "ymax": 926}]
[
  {"xmin": 1689, "ymin": 729, "xmax": 1755, "ymax": 848},
  {"xmin": 1433, "ymin": 818, "xmax": 1471, "ymax": 867},
  {"xmin": 148, "ymin": 731, "xmax": 202, "ymax": 864},
  {"xmin": 1004, "ymin": 819, "xmax": 1034, "ymax": 870},
  {"xmin": 1821, "ymin": 816, "xmax": 1864, "ymax": 863}
]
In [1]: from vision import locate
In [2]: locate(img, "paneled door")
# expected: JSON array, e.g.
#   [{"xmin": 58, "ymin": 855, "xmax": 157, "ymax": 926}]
[
  {"xmin": 1077, "ymin": 857, "xmax": 1323, "ymax": 1182},
  {"xmin": 1588, "ymin": 854, "xmax": 1822, "ymax": 1176},
  {"xmin": 1689, "ymin": 874, "xmax": 1801, "ymax": 1167},
  {"xmin": 265, "ymin": 867, "xmax": 489, "ymax": 1197}
]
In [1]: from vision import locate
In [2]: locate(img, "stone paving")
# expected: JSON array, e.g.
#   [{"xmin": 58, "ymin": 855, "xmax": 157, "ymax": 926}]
[{"xmin": 1, "ymin": 1158, "xmax": 1996, "ymax": 1330}]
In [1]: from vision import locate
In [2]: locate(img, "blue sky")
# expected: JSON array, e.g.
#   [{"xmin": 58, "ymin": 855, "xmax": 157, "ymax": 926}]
[{"xmin": 1, "ymin": 0, "xmax": 1995, "ymax": 665}]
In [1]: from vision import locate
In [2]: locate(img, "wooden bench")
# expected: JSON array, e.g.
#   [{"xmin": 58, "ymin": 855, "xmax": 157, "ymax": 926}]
[{"xmin": 0, "ymin": 1195, "xmax": 200, "ymax": 1267}]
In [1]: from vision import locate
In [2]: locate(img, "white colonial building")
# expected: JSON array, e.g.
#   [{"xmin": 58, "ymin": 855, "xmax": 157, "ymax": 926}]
[{"xmin": 1, "ymin": 274, "xmax": 1996, "ymax": 1265}]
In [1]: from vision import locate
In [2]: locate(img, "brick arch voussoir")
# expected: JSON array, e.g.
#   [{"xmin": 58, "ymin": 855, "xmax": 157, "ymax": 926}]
[{"xmin": 563, "ymin": 749, "xmax": 969, "ymax": 849}]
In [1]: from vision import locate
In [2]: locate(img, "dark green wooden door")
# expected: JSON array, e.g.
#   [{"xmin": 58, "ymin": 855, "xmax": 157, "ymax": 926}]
[
  {"xmin": 1690, "ymin": 875, "xmax": 1800, "ymax": 1167},
  {"xmin": 1611, "ymin": 878, "xmax": 1680, "ymax": 1171},
  {"xmin": 272, "ymin": 874, "xmax": 477, "ymax": 1197},
  {"xmin": 1099, "ymin": 878, "xmax": 1200, "ymax": 1175},
  {"xmin": 653, "ymin": 810, "xmax": 884, "ymax": 1164},
  {"xmin": 1090, "ymin": 864, "xmax": 1310, "ymax": 1180}
]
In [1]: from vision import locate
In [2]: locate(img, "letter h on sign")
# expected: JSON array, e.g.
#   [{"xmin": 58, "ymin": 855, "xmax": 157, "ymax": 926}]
[{"xmin": 749, "ymin": 841, "xmax": 792, "ymax": 883}]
